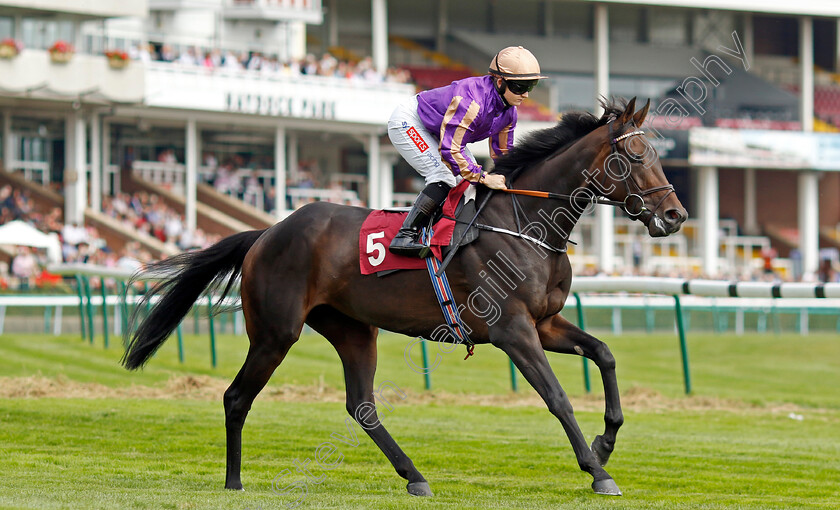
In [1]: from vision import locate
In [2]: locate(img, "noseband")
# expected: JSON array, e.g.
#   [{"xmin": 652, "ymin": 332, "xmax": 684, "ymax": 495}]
[{"xmin": 605, "ymin": 122, "xmax": 675, "ymax": 220}]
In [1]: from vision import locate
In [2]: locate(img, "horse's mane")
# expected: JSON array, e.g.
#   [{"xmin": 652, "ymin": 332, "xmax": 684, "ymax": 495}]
[{"xmin": 492, "ymin": 98, "xmax": 627, "ymax": 179}]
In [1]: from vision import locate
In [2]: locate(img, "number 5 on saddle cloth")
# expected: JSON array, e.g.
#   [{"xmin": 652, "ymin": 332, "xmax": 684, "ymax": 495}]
[{"xmin": 358, "ymin": 181, "xmax": 478, "ymax": 357}]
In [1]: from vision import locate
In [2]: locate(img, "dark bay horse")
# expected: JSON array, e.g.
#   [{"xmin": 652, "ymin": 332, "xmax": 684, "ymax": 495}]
[{"xmin": 123, "ymin": 98, "xmax": 687, "ymax": 497}]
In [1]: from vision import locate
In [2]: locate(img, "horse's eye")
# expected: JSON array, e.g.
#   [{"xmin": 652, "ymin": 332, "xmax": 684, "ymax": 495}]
[{"xmin": 627, "ymin": 151, "xmax": 645, "ymax": 163}]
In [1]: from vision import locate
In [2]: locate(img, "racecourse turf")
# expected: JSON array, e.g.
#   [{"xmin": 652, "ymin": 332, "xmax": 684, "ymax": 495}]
[{"xmin": 0, "ymin": 329, "xmax": 838, "ymax": 509}]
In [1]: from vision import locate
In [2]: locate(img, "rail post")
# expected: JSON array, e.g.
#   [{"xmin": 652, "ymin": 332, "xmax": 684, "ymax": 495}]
[
  {"xmin": 83, "ymin": 276, "xmax": 95, "ymax": 344},
  {"xmin": 420, "ymin": 339, "xmax": 431, "ymax": 390},
  {"xmin": 207, "ymin": 295, "xmax": 217, "ymax": 368},
  {"xmin": 100, "ymin": 277, "xmax": 109, "ymax": 349},
  {"xmin": 176, "ymin": 323, "xmax": 185, "ymax": 363},
  {"xmin": 645, "ymin": 299, "xmax": 655, "ymax": 333},
  {"xmin": 74, "ymin": 274, "xmax": 86, "ymax": 340},
  {"xmin": 673, "ymin": 294, "xmax": 692, "ymax": 394},
  {"xmin": 119, "ymin": 280, "xmax": 130, "ymax": 346},
  {"xmin": 43, "ymin": 306, "xmax": 51, "ymax": 334},
  {"xmin": 573, "ymin": 292, "xmax": 592, "ymax": 393},
  {"xmin": 509, "ymin": 359, "xmax": 518, "ymax": 392}
]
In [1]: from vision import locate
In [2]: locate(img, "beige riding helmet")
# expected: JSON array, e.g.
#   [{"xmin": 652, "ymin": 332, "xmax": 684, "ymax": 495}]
[{"xmin": 488, "ymin": 46, "xmax": 547, "ymax": 80}]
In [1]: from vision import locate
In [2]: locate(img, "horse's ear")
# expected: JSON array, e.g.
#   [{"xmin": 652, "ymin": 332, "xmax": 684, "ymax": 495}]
[
  {"xmin": 633, "ymin": 99, "xmax": 651, "ymax": 126},
  {"xmin": 619, "ymin": 97, "xmax": 637, "ymax": 124}
]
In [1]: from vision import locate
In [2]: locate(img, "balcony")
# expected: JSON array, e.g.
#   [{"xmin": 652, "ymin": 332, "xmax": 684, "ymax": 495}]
[
  {"xmin": 144, "ymin": 62, "xmax": 414, "ymax": 125},
  {"xmin": 222, "ymin": 0, "xmax": 323, "ymax": 23},
  {"xmin": 149, "ymin": 1, "xmax": 219, "ymax": 11},
  {"xmin": 0, "ymin": 0, "xmax": 148, "ymax": 19},
  {"xmin": 0, "ymin": 50, "xmax": 145, "ymax": 104}
]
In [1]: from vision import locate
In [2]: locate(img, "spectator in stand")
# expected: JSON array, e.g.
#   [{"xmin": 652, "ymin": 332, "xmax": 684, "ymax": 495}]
[
  {"xmin": 264, "ymin": 186, "xmax": 277, "ymax": 214},
  {"xmin": 761, "ymin": 246, "xmax": 777, "ymax": 278},
  {"xmin": 117, "ymin": 243, "xmax": 144, "ymax": 272},
  {"xmin": 214, "ymin": 162, "xmax": 235, "ymax": 195},
  {"xmin": 245, "ymin": 51, "xmax": 263, "ymax": 71},
  {"xmin": 222, "ymin": 50, "xmax": 243, "ymax": 70},
  {"xmin": 300, "ymin": 54, "xmax": 318, "ymax": 75},
  {"xmin": 0, "ymin": 184, "xmax": 15, "ymax": 216},
  {"xmin": 818, "ymin": 257, "xmax": 838, "ymax": 283},
  {"xmin": 318, "ymin": 52, "xmax": 338, "ymax": 76},
  {"xmin": 61, "ymin": 221, "xmax": 88, "ymax": 247},
  {"xmin": 157, "ymin": 148, "xmax": 177, "ymax": 164},
  {"xmin": 178, "ymin": 46, "xmax": 200, "ymax": 66},
  {"xmin": 242, "ymin": 170, "xmax": 262, "ymax": 208},
  {"xmin": 130, "ymin": 43, "xmax": 152, "ymax": 63},
  {"xmin": 159, "ymin": 44, "xmax": 176, "ymax": 62},
  {"xmin": 11, "ymin": 246, "xmax": 38, "ymax": 289},
  {"xmin": 164, "ymin": 210, "xmax": 184, "ymax": 245}
]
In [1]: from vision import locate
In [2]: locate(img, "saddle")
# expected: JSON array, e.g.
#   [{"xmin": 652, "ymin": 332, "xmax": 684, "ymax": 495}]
[{"xmin": 359, "ymin": 181, "xmax": 480, "ymax": 276}]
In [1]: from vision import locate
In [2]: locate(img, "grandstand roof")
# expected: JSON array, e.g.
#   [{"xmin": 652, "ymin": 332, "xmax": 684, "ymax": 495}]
[
  {"xmin": 591, "ymin": 0, "xmax": 840, "ymax": 17},
  {"xmin": 662, "ymin": 64, "xmax": 799, "ymax": 118}
]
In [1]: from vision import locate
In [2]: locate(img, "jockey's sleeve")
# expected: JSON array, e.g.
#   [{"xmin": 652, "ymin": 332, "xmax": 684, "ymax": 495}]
[
  {"xmin": 489, "ymin": 119, "xmax": 515, "ymax": 160},
  {"xmin": 438, "ymin": 91, "xmax": 484, "ymax": 182}
]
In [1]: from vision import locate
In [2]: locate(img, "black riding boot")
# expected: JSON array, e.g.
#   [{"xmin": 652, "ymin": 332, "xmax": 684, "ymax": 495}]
[{"xmin": 389, "ymin": 182, "xmax": 451, "ymax": 258}]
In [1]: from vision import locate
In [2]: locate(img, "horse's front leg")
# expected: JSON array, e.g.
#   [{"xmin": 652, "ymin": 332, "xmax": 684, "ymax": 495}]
[
  {"xmin": 491, "ymin": 319, "xmax": 621, "ymax": 495},
  {"xmin": 536, "ymin": 314, "xmax": 623, "ymax": 467}
]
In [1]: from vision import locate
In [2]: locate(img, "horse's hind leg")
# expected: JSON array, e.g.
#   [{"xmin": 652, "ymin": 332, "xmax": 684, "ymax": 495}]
[
  {"xmin": 223, "ymin": 318, "xmax": 302, "ymax": 490},
  {"xmin": 536, "ymin": 314, "xmax": 623, "ymax": 467},
  {"xmin": 306, "ymin": 306, "xmax": 432, "ymax": 497}
]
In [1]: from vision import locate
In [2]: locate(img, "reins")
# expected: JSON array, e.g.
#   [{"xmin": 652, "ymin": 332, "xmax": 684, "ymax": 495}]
[
  {"xmin": 498, "ymin": 187, "xmax": 625, "ymax": 208},
  {"xmin": 498, "ymin": 123, "xmax": 673, "ymax": 218}
]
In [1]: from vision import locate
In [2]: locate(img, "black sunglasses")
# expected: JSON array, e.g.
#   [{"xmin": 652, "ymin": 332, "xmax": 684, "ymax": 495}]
[{"xmin": 505, "ymin": 79, "xmax": 538, "ymax": 95}]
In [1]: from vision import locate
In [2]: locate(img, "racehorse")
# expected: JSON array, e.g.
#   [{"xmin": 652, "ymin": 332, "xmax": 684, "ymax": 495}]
[{"xmin": 123, "ymin": 98, "xmax": 687, "ymax": 497}]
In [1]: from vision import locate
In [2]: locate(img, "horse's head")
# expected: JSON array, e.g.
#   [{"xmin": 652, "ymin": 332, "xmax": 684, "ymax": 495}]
[{"xmin": 591, "ymin": 98, "xmax": 687, "ymax": 237}]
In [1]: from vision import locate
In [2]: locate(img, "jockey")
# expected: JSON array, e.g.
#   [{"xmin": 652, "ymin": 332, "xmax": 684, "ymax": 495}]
[{"xmin": 387, "ymin": 45, "xmax": 547, "ymax": 258}]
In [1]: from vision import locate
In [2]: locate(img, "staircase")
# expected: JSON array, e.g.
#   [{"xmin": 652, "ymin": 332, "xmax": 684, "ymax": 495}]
[
  {"xmin": 124, "ymin": 172, "xmax": 253, "ymax": 237},
  {"xmin": 763, "ymin": 224, "xmax": 799, "ymax": 257},
  {"xmin": 197, "ymin": 182, "xmax": 276, "ymax": 230},
  {"xmin": 0, "ymin": 167, "xmax": 178, "ymax": 261}
]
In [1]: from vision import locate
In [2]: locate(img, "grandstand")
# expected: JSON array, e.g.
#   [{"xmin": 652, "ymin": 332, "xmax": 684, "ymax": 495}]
[{"xmin": 1, "ymin": 0, "xmax": 840, "ymax": 287}]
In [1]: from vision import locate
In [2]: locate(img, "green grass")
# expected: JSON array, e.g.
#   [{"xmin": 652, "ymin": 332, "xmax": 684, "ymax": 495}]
[
  {"xmin": 1, "ymin": 399, "xmax": 838, "ymax": 509},
  {"xmin": 1, "ymin": 330, "xmax": 839, "ymax": 508}
]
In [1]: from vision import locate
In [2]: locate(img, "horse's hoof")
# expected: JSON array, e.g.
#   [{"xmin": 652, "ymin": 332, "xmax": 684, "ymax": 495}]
[
  {"xmin": 225, "ymin": 481, "xmax": 245, "ymax": 491},
  {"xmin": 407, "ymin": 481, "xmax": 433, "ymax": 496},
  {"xmin": 592, "ymin": 478, "xmax": 622, "ymax": 496},
  {"xmin": 591, "ymin": 435, "xmax": 612, "ymax": 467}
]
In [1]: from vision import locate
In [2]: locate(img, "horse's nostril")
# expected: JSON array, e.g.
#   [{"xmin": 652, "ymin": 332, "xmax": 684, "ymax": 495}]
[{"xmin": 665, "ymin": 208, "xmax": 686, "ymax": 223}]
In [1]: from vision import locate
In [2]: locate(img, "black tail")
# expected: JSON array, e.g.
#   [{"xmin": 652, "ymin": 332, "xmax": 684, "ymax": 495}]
[{"xmin": 122, "ymin": 229, "xmax": 266, "ymax": 370}]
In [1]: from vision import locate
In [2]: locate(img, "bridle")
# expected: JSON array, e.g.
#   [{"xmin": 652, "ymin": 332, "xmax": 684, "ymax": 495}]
[
  {"xmin": 602, "ymin": 120, "xmax": 675, "ymax": 222},
  {"xmin": 501, "ymin": 121, "xmax": 674, "ymax": 222}
]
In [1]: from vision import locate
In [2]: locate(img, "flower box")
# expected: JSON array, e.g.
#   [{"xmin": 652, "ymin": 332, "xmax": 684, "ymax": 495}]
[
  {"xmin": 108, "ymin": 58, "xmax": 129, "ymax": 69},
  {"xmin": 105, "ymin": 50, "xmax": 130, "ymax": 69},
  {"xmin": 0, "ymin": 38, "xmax": 22, "ymax": 59},
  {"xmin": 48, "ymin": 40, "xmax": 74, "ymax": 64}
]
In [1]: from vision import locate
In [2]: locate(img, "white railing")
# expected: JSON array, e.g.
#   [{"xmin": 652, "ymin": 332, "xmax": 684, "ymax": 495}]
[
  {"xmin": 11, "ymin": 160, "xmax": 50, "ymax": 185},
  {"xmin": 130, "ymin": 161, "xmax": 361, "ymax": 212},
  {"xmin": 132, "ymin": 161, "xmax": 186, "ymax": 192},
  {"xmin": 223, "ymin": 0, "xmax": 323, "ymax": 22},
  {"xmin": 286, "ymin": 187, "xmax": 360, "ymax": 209}
]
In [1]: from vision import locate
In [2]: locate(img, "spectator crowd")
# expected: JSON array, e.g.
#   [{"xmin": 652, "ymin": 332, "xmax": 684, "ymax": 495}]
[
  {"xmin": 132, "ymin": 44, "xmax": 413, "ymax": 85},
  {"xmin": 0, "ymin": 183, "xmax": 221, "ymax": 291}
]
